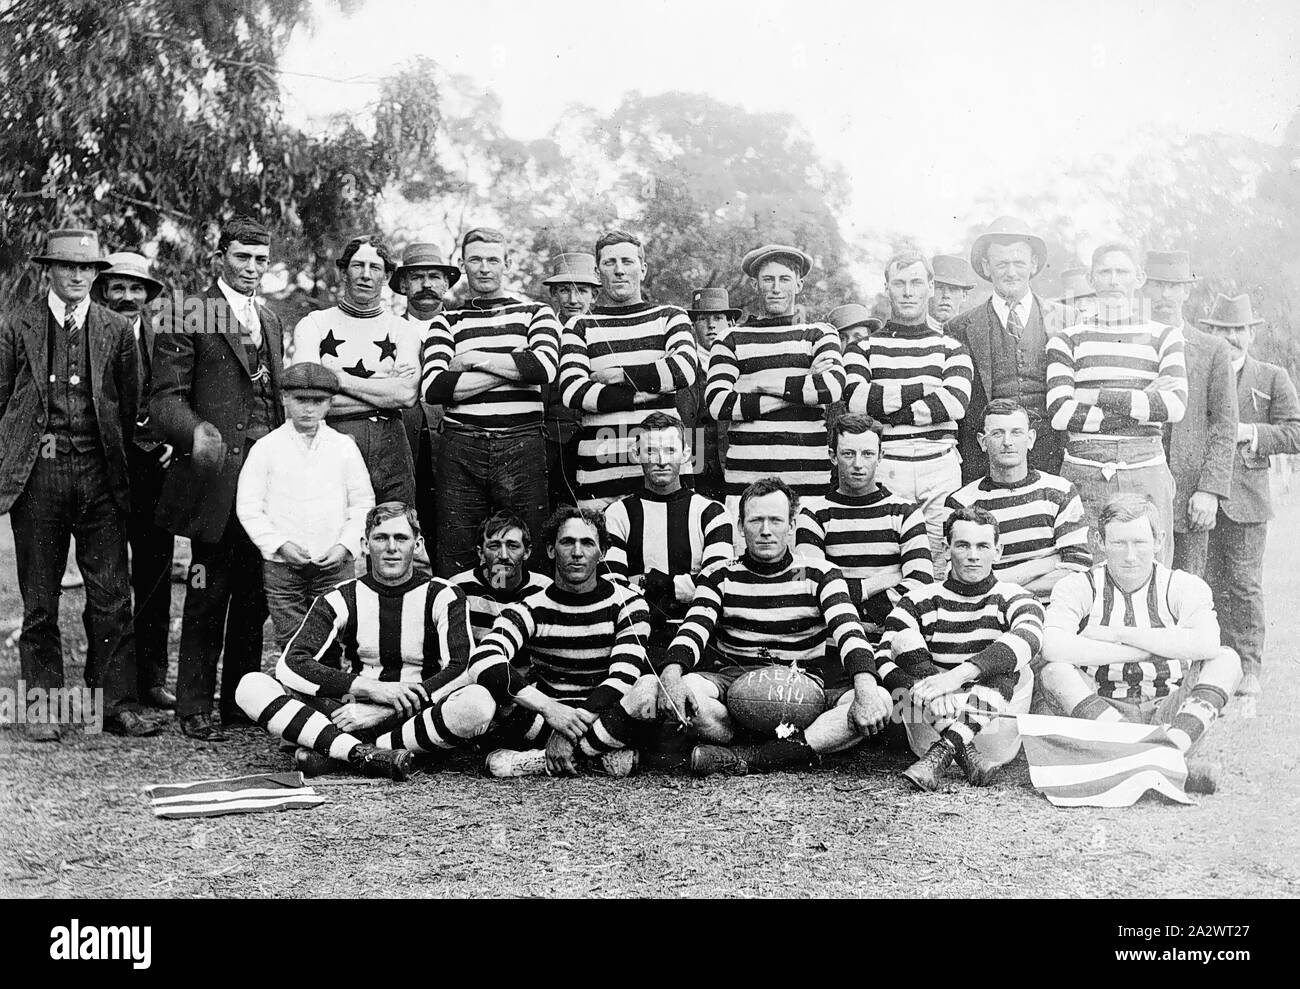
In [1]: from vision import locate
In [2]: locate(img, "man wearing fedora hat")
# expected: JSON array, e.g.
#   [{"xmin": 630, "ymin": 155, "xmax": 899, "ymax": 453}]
[
  {"xmin": 93, "ymin": 251, "xmax": 176, "ymax": 709},
  {"xmin": 542, "ymin": 252, "xmax": 601, "ymax": 511},
  {"xmin": 1200, "ymin": 293, "xmax": 1300, "ymax": 700},
  {"xmin": 928, "ymin": 254, "xmax": 977, "ymax": 326},
  {"xmin": 0, "ymin": 228, "xmax": 160, "ymax": 739},
  {"xmin": 680, "ymin": 286, "xmax": 741, "ymax": 500},
  {"xmin": 1142, "ymin": 251, "xmax": 1237, "ymax": 579},
  {"xmin": 825, "ymin": 303, "xmax": 882, "ymax": 350},
  {"xmin": 150, "ymin": 215, "xmax": 286, "ymax": 741},
  {"xmin": 1053, "ymin": 266, "xmax": 1098, "ymax": 323},
  {"xmin": 947, "ymin": 216, "xmax": 1069, "ymax": 485}
]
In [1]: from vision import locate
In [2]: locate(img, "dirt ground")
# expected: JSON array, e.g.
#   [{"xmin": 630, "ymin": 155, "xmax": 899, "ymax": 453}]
[{"xmin": 2, "ymin": 491, "xmax": 1297, "ymax": 899}]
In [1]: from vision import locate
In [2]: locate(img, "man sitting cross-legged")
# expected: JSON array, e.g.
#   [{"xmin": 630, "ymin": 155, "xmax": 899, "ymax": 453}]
[
  {"xmin": 603, "ymin": 412, "xmax": 733, "ymax": 662},
  {"xmin": 235, "ymin": 503, "xmax": 496, "ymax": 781},
  {"xmin": 449, "ymin": 510, "xmax": 552, "ymax": 646},
  {"xmin": 627, "ymin": 476, "xmax": 893, "ymax": 777},
  {"xmin": 876, "ymin": 506, "xmax": 1045, "ymax": 791},
  {"xmin": 1038, "ymin": 494, "xmax": 1241, "ymax": 792}
]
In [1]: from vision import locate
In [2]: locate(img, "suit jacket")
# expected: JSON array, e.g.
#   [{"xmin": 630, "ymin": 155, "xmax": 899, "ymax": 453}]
[
  {"xmin": 1220, "ymin": 354, "xmax": 1300, "ymax": 524},
  {"xmin": 946, "ymin": 294, "xmax": 1068, "ymax": 482},
  {"xmin": 149, "ymin": 282, "xmax": 284, "ymax": 541},
  {"xmin": 130, "ymin": 312, "xmax": 167, "ymax": 454},
  {"xmin": 1165, "ymin": 325, "xmax": 1237, "ymax": 531},
  {"xmin": 0, "ymin": 298, "xmax": 137, "ymax": 515}
]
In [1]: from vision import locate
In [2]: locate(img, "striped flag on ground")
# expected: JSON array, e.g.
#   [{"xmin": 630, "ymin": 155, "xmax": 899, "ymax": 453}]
[
  {"xmin": 146, "ymin": 771, "xmax": 326, "ymax": 820},
  {"xmin": 1017, "ymin": 713, "xmax": 1193, "ymax": 807}
]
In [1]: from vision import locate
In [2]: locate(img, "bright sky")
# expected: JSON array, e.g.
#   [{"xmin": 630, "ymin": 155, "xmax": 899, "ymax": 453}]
[{"xmin": 281, "ymin": 0, "xmax": 1300, "ymax": 263}]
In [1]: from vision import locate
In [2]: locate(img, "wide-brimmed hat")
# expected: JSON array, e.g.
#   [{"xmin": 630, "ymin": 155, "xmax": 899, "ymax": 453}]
[
  {"xmin": 95, "ymin": 251, "xmax": 164, "ymax": 301},
  {"xmin": 931, "ymin": 254, "xmax": 976, "ymax": 289},
  {"xmin": 282, "ymin": 362, "xmax": 341, "ymax": 395},
  {"xmin": 826, "ymin": 303, "xmax": 883, "ymax": 335},
  {"xmin": 542, "ymin": 252, "xmax": 601, "ymax": 288},
  {"xmin": 388, "ymin": 242, "xmax": 460, "ymax": 294},
  {"xmin": 1053, "ymin": 266, "xmax": 1096, "ymax": 302},
  {"xmin": 970, "ymin": 216, "xmax": 1047, "ymax": 281},
  {"xmin": 686, "ymin": 287, "xmax": 742, "ymax": 320},
  {"xmin": 32, "ymin": 228, "xmax": 111, "ymax": 269},
  {"xmin": 1200, "ymin": 293, "xmax": 1264, "ymax": 328},
  {"xmin": 741, "ymin": 243, "xmax": 813, "ymax": 278},
  {"xmin": 1144, "ymin": 250, "xmax": 1199, "ymax": 284}
]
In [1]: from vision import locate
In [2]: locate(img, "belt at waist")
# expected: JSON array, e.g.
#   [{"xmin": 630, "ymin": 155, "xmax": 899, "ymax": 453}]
[
  {"xmin": 881, "ymin": 441, "xmax": 956, "ymax": 463},
  {"xmin": 440, "ymin": 418, "xmax": 542, "ymax": 438},
  {"xmin": 1062, "ymin": 452, "xmax": 1165, "ymax": 471},
  {"xmin": 327, "ymin": 408, "xmax": 401, "ymax": 424}
]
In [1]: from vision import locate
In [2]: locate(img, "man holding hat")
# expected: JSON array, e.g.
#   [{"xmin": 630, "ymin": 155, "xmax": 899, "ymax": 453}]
[
  {"xmin": 928, "ymin": 254, "xmax": 977, "ymax": 325},
  {"xmin": 1142, "ymin": 251, "xmax": 1237, "ymax": 578},
  {"xmin": 542, "ymin": 252, "xmax": 600, "ymax": 511},
  {"xmin": 0, "ymin": 228, "xmax": 158, "ymax": 739},
  {"xmin": 1201, "ymin": 293, "xmax": 1300, "ymax": 700},
  {"xmin": 150, "ymin": 215, "xmax": 285, "ymax": 741},
  {"xmin": 93, "ymin": 251, "xmax": 176, "ymax": 709},
  {"xmin": 680, "ymin": 287, "xmax": 741, "ymax": 500},
  {"xmin": 237, "ymin": 362, "xmax": 375, "ymax": 648},
  {"xmin": 948, "ymin": 216, "xmax": 1069, "ymax": 484},
  {"xmin": 706, "ymin": 243, "xmax": 844, "ymax": 514}
]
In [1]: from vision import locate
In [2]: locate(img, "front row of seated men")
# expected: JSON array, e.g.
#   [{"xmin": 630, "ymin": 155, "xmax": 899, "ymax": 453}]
[{"xmin": 236, "ymin": 406, "xmax": 1241, "ymax": 792}]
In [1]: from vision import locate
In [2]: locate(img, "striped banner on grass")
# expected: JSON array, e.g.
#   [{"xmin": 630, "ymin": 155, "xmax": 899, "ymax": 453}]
[{"xmin": 146, "ymin": 771, "xmax": 326, "ymax": 819}]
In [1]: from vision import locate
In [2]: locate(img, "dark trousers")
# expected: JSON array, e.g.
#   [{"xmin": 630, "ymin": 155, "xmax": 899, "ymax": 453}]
[
  {"xmin": 263, "ymin": 558, "xmax": 354, "ymax": 650},
  {"xmin": 435, "ymin": 423, "xmax": 549, "ymax": 578},
  {"xmin": 545, "ymin": 430, "xmax": 580, "ymax": 513},
  {"xmin": 1172, "ymin": 528, "xmax": 1209, "ymax": 579},
  {"xmin": 330, "ymin": 415, "xmax": 416, "ymax": 507},
  {"xmin": 403, "ymin": 404, "xmax": 440, "ymax": 558},
  {"xmin": 127, "ymin": 445, "xmax": 175, "ymax": 694},
  {"xmin": 1205, "ymin": 513, "xmax": 1268, "ymax": 676},
  {"xmin": 9, "ymin": 449, "xmax": 138, "ymax": 714},
  {"xmin": 175, "ymin": 508, "xmax": 268, "ymax": 718}
]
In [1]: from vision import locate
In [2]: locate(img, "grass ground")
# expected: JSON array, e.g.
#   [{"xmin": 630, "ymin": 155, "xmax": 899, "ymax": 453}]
[{"xmin": 2, "ymin": 494, "xmax": 1297, "ymax": 898}]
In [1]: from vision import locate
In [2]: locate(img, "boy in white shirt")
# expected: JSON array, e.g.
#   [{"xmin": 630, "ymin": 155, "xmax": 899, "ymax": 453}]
[{"xmin": 238, "ymin": 363, "xmax": 376, "ymax": 647}]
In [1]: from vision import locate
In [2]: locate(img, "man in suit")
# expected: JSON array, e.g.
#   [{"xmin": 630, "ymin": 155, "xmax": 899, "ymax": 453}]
[
  {"xmin": 947, "ymin": 217, "xmax": 1068, "ymax": 484},
  {"xmin": 93, "ymin": 252, "xmax": 176, "ymax": 709},
  {"xmin": 1144, "ymin": 252, "xmax": 1237, "ymax": 578},
  {"xmin": 0, "ymin": 228, "xmax": 161, "ymax": 739},
  {"xmin": 1201, "ymin": 293, "xmax": 1300, "ymax": 700},
  {"xmin": 150, "ymin": 216, "xmax": 285, "ymax": 741}
]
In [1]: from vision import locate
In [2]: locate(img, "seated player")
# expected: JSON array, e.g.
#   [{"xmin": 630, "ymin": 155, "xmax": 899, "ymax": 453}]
[
  {"xmin": 603, "ymin": 412, "xmax": 733, "ymax": 661},
  {"xmin": 945, "ymin": 399, "xmax": 1091, "ymax": 600},
  {"xmin": 876, "ymin": 506, "xmax": 1045, "ymax": 791},
  {"xmin": 235, "ymin": 503, "xmax": 496, "ymax": 781},
  {"xmin": 449, "ymin": 511, "xmax": 552, "ymax": 644},
  {"xmin": 796, "ymin": 412, "xmax": 933, "ymax": 641},
  {"xmin": 1039, "ymin": 494, "xmax": 1241, "ymax": 791},
  {"xmin": 463, "ymin": 507, "xmax": 653, "ymax": 778},
  {"xmin": 624, "ymin": 476, "xmax": 892, "ymax": 777}
]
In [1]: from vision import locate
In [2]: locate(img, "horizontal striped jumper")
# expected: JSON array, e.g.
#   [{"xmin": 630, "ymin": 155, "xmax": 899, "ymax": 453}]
[
  {"xmin": 842, "ymin": 321, "xmax": 973, "ymax": 452},
  {"xmin": 705, "ymin": 316, "xmax": 844, "ymax": 495},
  {"xmin": 448, "ymin": 566, "xmax": 552, "ymax": 643},
  {"xmin": 466, "ymin": 577, "xmax": 651, "ymax": 712},
  {"xmin": 663, "ymin": 550, "xmax": 876, "ymax": 684},
  {"xmin": 875, "ymin": 574, "xmax": 1044, "ymax": 691},
  {"xmin": 1045, "ymin": 316, "xmax": 1187, "ymax": 438},
  {"xmin": 559, "ymin": 301, "xmax": 699, "ymax": 498},
  {"xmin": 421, "ymin": 296, "xmax": 561, "ymax": 429},
  {"xmin": 1045, "ymin": 563, "xmax": 1217, "ymax": 702},
  {"xmin": 276, "ymin": 574, "xmax": 473, "ymax": 698},
  {"xmin": 795, "ymin": 485, "xmax": 934, "ymax": 627},
  {"xmin": 944, "ymin": 470, "xmax": 1092, "ymax": 577},
  {"xmin": 603, "ymin": 487, "xmax": 733, "ymax": 583}
]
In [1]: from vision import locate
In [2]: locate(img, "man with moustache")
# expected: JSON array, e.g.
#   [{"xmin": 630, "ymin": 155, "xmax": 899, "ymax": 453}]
[
  {"xmin": 679, "ymin": 287, "xmax": 741, "ymax": 500},
  {"xmin": 1142, "ymin": 251, "xmax": 1237, "ymax": 579},
  {"xmin": 0, "ymin": 228, "xmax": 159, "ymax": 739},
  {"xmin": 541, "ymin": 253, "xmax": 601, "ymax": 511},
  {"xmin": 449, "ymin": 511, "xmax": 552, "ymax": 646},
  {"xmin": 947, "ymin": 217, "xmax": 1069, "ymax": 484},
  {"xmin": 93, "ymin": 252, "xmax": 175, "ymax": 709},
  {"xmin": 291, "ymin": 235, "xmax": 420, "ymax": 507},
  {"xmin": 151, "ymin": 215, "xmax": 286, "ymax": 741},
  {"xmin": 928, "ymin": 254, "xmax": 977, "ymax": 326}
]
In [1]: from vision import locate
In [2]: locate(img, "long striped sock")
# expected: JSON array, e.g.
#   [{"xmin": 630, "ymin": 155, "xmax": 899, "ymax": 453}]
[
  {"xmin": 1168, "ymin": 685, "xmax": 1230, "ymax": 753},
  {"xmin": 577, "ymin": 704, "xmax": 638, "ymax": 757},
  {"xmin": 235, "ymin": 672, "xmax": 361, "ymax": 761},
  {"xmin": 1071, "ymin": 694, "xmax": 1124, "ymax": 723},
  {"xmin": 375, "ymin": 684, "xmax": 495, "ymax": 753},
  {"xmin": 942, "ymin": 724, "xmax": 975, "ymax": 748}
]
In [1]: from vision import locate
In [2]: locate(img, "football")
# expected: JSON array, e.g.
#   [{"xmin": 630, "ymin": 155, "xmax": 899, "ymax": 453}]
[{"xmin": 726, "ymin": 664, "xmax": 826, "ymax": 735}]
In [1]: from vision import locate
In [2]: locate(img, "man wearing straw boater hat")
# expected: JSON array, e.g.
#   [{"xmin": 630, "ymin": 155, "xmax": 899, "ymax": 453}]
[
  {"xmin": 1053, "ymin": 266, "xmax": 1098, "ymax": 323},
  {"xmin": 93, "ymin": 251, "xmax": 176, "ymax": 710},
  {"xmin": 542, "ymin": 252, "xmax": 600, "ymax": 511},
  {"xmin": 928, "ymin": 254, "xmax": 977, "ymax": 325},
  {"xmin": 1200, "ymin": 292, "xmax": 1300, "ymax": 701},
  {"xmin": 680, "ymin": 286, "xmax": 742, "ymax": 500},
  {"xmin": 1141, "ymin": 251, "xmax": 1237, "ymax": 579},
  {"xmin": 0, "ymin": 228, "xmax": 161, "ymax": 739},
  {"xmin": 948, "ymin": 216, "xmax": 1069, "ymax": 484}
]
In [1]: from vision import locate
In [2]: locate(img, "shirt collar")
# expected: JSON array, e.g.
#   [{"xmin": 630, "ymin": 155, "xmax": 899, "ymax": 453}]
[
  {"xmin": 217, "ymin": 277, "xmax": 258, "ymax": 313},
  {"xmin": 990, "ymin": 290, "xmax": 1033, "ymax": 329},
  {"xmin": 48, "ymin": 291, "xmax": 90, "ymax": 329}
]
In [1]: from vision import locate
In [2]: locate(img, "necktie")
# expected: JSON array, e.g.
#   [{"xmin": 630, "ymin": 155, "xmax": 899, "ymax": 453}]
[
  {"xmin": 244, "ymin": 297, "xmax": 262, "ymax": 346},
  {"xmin": 1005, "ymin": 301, "xmax": 1024, "ymax": 342},
  {"xmin": 65, "ymin": 301, "xmax": 76, "ymax": 335}
]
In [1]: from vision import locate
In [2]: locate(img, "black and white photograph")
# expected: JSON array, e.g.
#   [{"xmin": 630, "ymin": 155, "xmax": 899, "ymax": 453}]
[{"xmin": 0, "ymin": 0, "xmax": 1296, "ymax": 924}]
